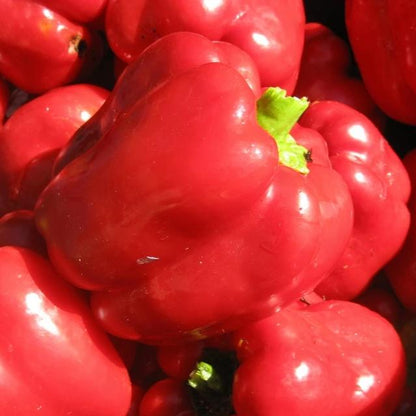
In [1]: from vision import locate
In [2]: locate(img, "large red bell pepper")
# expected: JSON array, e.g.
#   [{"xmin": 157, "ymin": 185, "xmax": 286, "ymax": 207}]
[
  {"xmin": 0, "ymin": 0, "xmax": 103, "ymax": 94},
  {"xmin": 0, "ymin": 246, "xmax": 132, "ymax": 415},
  {"xmin": 104, "ymin": 0, "xmax": 305, "ymax": 92},
  {"xmin": 345, "ymin": 0, "xmax": 416, "ymax": 125},
  {"xmin": 35, "ymin": 32, "xmax": 353, "ymax": 345},
  {"xmin": 232, "ymin": 299, "xmax": 406, "ymax": 416},
  {"xmin": 300, "ymin": 101, "xmax": 410, "ymax": 300}
]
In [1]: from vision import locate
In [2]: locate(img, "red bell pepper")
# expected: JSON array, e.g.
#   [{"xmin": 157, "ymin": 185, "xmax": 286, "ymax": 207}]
[
  {"xmin": 345, "ymin": 0, "xmax": 416, "ymax": 125},
  {"xmin": 0, "ymin": 0, "xmax": 103, "ymax": 94},
  {"xmin": 294, "ymin": 22, "xmax": 385, "ymax": 129},
  {"xmin": 35, "ymin": 32, "xmax": 353, "ymax": 345},
  {"xmin": 104, "ymin": 0, "xmax": 305, "ymax": 92},
  {"xmin": 0, "ymin": 246, "xmax": 132, "ymax": 415},
  {"xmin": 0, "ymin": 83, "xmax": 108, "ymax": 215},
  {"xmin": 300, "ymin": 101, "xmax": 410, "ymax": 300},
  {"xmin": 232, "ymin": 299, "xmax": 406, "ymax": 416},
  {"xmin": 138, "ymin": 378, "xmax": 195, "ymax": 416},
  {"xmin": 385, "ymin": 149, "xmax": 416, "ymax": 313}
]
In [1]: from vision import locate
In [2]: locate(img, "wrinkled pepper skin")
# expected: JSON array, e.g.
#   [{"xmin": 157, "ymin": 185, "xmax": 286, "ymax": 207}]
[
  {"xmin": 105, "ymin": 0, "xmax": 305, "ymax": 92},
  {"xmin": 346, "ymin": 0, "xmax": 416, "ymax": 125},
  {"xmin": 0, "ymin": 83, "xmax": 108, "ymax": 215},
  {"xmin": 385, "ymin": 149, "xmax": 416, "ymax": 314},
  {"xmin": 0, "ymin": 246, "xmax": 132, "ymax": 415},
  {"xmin": 0, "ymin": 0, "xmax": 103, "ymax": 94},
  {"xmin": 294, "ymin": 22, "xmax": 384, "ymax": 129},
  {"xmin": 35, "ymin": 34, "xmax": 353, "ymax": 345},
  {"xmin": 233, "ymin": 299, "xmax": 406, "ymax": 416},
  {"xmin": 300, "ymin": 101, "xmax": 410, "ymax": 300}
]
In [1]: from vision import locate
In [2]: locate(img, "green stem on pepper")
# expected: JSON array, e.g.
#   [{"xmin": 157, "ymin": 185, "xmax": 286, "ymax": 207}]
[{"xmin": 257, "ymin": 87, "xmax": 310, "ymax": 174}]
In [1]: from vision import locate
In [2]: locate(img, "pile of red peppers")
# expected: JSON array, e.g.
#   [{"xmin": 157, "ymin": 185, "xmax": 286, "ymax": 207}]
[{"xmin": 1, "ymin": 1, "xmax": 416, "ymax": 415}]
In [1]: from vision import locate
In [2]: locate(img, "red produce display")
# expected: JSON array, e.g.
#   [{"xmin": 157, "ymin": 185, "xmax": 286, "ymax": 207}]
[{"xmin": 0, "ymin": 0, "xmax": 414, "ymax": 414}]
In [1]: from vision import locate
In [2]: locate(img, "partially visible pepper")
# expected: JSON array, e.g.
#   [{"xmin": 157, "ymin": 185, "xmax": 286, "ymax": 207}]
[
  {"xmin": 385, "ymin": 149, "xmax": 416, "ymax": 313},
  {"xmin": 300, "ymin": 101, "xmax": 410, "ymax": 300},
  {"xmin": 105, "ymin": 0, "xmax": 305, "ymax": 92},
  {"xmin": 0, "ymin": 0, "xmax": 103, "ymax": 93},
  {"xmin": 233, "ymin": 299, "xmax": 406, "ymax": 416},
  {"xmin": 0, "ymin": 246, "xmax": 132, "ymax": 415},
  {"xmin": 294, "ymin": 22, "xmax": 385, "ymax": 129},
  {"xmin": 346, "ymin": 0, "xmax": 416, "ymax": 125},
  {"xmin": 0, "ymin": 83, "xmax": 108, "ymax": 215}
]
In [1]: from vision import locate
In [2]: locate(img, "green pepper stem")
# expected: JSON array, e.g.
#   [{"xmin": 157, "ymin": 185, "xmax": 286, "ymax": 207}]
[
  {"xmin": 256, "ymin": 87, "xmax": 310, "ymax": 174},
  {"xmin": 188, "ymin": 361, "xmax": 223, "ymax": 393}
]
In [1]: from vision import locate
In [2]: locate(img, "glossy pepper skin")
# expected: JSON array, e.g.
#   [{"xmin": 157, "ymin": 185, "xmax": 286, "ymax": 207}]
[
  {"xmin": 300, "ymin": 101, "xmax": 411, "ymax": 300},
  {"xmin": 35, "ymin": 33, "xmax": 353, "ymax": 345},
  {"xmin": 233, "ymin": 299, "xmax": 406, "ymax": 416},
  {"xmin": 0, "ymin": 246, "xmax": 132, "ymax": 415},
  {"xmin": 37, "ymin": 0, "xmax": 108, "ymax": 24},
  {"xmin": 385, "ymin": 149, "xmax": 416, "ymax": 313},
  {"xmin": 0, "ymin": 83, "xmax": 108, "ymax": 216},
  {"xmin": 54, "ymin": 32, "xmax": 262, "ymax": 173},
  {"xmin": 346, "ymin": 0, "xmax": 416, "ymax": 125},
  {"xmin": 294, "ymin": 22, "xmax": 385, "ymax": 130},
  {"xmin": 105, "ymin": 0, "xmax": 305, "ymax": 92},
  {"xmin": 0, "ymin": 0, "xmax": 103, "ymax": 94}
]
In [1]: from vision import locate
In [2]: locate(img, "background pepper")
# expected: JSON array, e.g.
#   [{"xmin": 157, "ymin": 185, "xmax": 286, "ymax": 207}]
[
  {"xmin": 0, "ymin": 83, "xmax": 108, "ymax": 215},
  {"xmin": 345, "ymin": 0, "xmax": 416, "ymax": 125},
  {"xmin": 385, "ymin": 148, "xmax": 416, "ymax": 314},
  {"xmin": 104, "ymin": 0, "xmax": 305, "ymax": 92},
  {"xmin": 0, "ymin": 246, "xmax": 132, "ymax": 415},
  {"xmin": 300, "ymin": 100, "xmax": 410, "ymax": 300},
  {"xmin": 0, "ymin": 0, "xmax": 103, "ymax": 94},
  {"xmin": 233, "ymin": 299, "xmax": 406, "ymax": 416},
  {"xmin": 294, "ymin": 22, "xmax": 385, "ymax": 130}
]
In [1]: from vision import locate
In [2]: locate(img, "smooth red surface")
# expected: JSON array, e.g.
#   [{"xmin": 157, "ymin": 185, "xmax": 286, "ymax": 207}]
[
  {"xmin": 157, "ymin": 341, "xmax": 204, "ymax": 380},
  {"xmin": 0, "ymin": 246, "xmax": 132, "ymax": 415},
  {"xmin": 37, "ymin": 0, "xmax": 108, "ymax": 24},
  {"xmin": 54, "ymin": 32, "xmax": 262, "ymax": 173},
  {"xmin": 294, "ymin": 22, "xmax": 385, "ymax": 129},
  {"xmin": 300, "ymin": 101, "xmax": 411, "ymax": 300},
  {"xmin": 385, "ymin": 149, "xmax": 416, "ymax": 313},
  {"xmin": 233, "ymin": 300, "xmax": 406, "ymax": 416},
  {"xmin": 138, "ymin": 378, "xmax": 194, "ymax": 416},
  {"xmin": 346, "ymin": 0, "xmax": 416, "ymax": 125},
  {"xmin": 0, "ymin": 83, "xmax": 108, "ymax": 215},
  {"xmin": 35, "ymin": 34, "xmax": 353, "ymax": 345},
  {"xmin": 0, "ymin": 0, "xmax": 103, "ymax": 93},
  {"xmin": 105, "ymin": 0, "xmax": 305, "ymax": 92}
]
